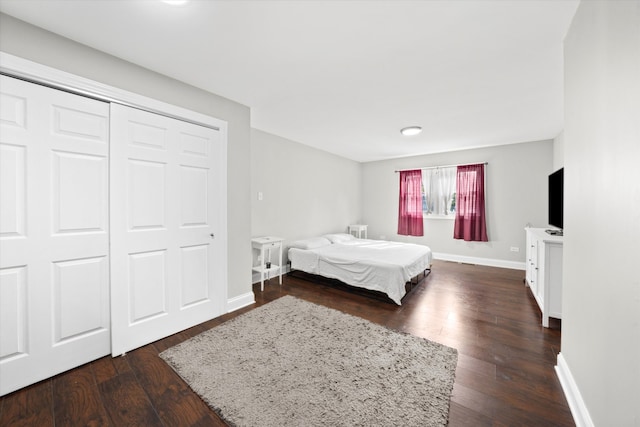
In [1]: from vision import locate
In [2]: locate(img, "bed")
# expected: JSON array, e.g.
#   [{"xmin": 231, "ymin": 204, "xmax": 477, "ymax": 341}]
[{"xmin": 288, "ymin": 233, "xmax": 432, "ymax": 305}]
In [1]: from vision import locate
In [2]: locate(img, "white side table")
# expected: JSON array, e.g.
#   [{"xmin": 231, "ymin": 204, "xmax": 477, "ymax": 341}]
[
  {"xmin": 348, "ymin": 224, "xmax": 368, "ymax": 239},
  {"xmin": 251, "ymin": 236, "xmax": 284, "ymax": 291}
]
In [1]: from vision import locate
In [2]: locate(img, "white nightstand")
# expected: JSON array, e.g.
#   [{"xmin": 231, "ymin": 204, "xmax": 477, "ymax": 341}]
[
  {"xmin": 348, "ymin": 224, "xmax": 368, "ymax": 239},
  {"xmin": 251, "ymin": 236, "xmax": 284, "ymax": 291}
]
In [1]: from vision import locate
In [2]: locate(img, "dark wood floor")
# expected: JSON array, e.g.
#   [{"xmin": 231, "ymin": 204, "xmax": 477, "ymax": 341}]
[{"xmin": 0, "ymin": 260, "xmax": 574, "ymax": 426}]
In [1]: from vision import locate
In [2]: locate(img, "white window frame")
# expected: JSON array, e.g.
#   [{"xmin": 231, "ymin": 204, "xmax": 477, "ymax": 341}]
[{"xmin": 422, "ymin": 166, "xmax": 457, "ymax": 220}]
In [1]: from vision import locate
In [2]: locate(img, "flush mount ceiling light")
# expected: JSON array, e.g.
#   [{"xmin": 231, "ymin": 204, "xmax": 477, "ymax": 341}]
[
  {"xmin": 400, "ymin": 126, "xmax": 422, "ymax": 136},
  {"xmin": 162, "ymin": 0, "xmax": 189, "ymax": 5}
]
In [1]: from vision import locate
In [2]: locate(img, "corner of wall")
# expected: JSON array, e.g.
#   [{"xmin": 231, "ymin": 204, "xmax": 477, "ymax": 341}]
[{"xmin": 553, "ymin": 131, "xmax": 565, "ymax": 171}]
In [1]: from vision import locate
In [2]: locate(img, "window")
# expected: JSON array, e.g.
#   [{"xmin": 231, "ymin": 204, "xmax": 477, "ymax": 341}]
[{"xmin": 422, "ymin": 166, "xmax": 457, "ymax": 217}]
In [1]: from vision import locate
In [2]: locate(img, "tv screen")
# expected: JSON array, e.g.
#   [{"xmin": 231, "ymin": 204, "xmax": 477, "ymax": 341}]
[{"xmin": 548, "ymin": 168, "xmax": 564, "ymax": 230}]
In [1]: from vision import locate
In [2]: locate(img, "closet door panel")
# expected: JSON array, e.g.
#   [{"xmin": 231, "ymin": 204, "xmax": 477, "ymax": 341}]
[
  {"xmin": 180, "ymin": 244, "xmax": 209, "ymax": 307},
  {"xmin": 0, "ymin": 76, "xmax": 110, "ymax": 396},
  {"xmin": 52, "ymin": 151, "xmax": 108, "ymax": 234},
  {"xmin": 110, "ymin": 104, "xmax": 225, "ymax": 356},
  {"xmin": 128, "ymin": 249, "xmax": 167, "ymax": 323},
  {"xmin": 127, "ymin": 159, "xmax": 167, "ymax": 230},
  {"xmin": 180, "ymin": 165, "xmax": 208, "ymax": 227},
  {"xmin": 0, "ymin": 144, "xmax": 26, "ymax": 239},
  {"xmin": 52, "ymin": 256, "xmax": 109, "ymax": 342},
  {"xmin": 0, "ymin": 266, "xmax": 27, "ymax": 359}
]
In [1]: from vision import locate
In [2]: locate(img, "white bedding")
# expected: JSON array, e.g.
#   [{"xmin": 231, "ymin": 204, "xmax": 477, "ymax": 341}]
[{"xmin": 288, "ymin": 238, "xmax": 432, "ymax": 305}]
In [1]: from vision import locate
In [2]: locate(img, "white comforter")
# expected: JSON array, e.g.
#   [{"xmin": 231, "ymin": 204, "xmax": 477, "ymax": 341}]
[{"xmin": 288, "ymin": 239, "xmax": 432, "ymax": 305}]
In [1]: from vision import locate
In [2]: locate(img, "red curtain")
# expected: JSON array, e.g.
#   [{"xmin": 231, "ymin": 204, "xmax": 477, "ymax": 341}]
[
  {"xmin": 397, "ymin": 170, "xmax": 424, "ymax": 236},
  {"xmin": 454, "ymin": 164, "xmax": 488, "ymax": 242}
]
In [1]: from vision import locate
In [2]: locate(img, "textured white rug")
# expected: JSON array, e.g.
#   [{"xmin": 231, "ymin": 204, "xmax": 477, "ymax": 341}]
[{"xmin": 160, "ymin": 296, "xmax": 458, "ymax": 427}]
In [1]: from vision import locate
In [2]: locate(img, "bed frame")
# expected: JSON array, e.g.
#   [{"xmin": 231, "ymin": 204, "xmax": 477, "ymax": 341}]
[{"xmin": 288, "ymin": 263, "xmax": 431, "ymax": 304}]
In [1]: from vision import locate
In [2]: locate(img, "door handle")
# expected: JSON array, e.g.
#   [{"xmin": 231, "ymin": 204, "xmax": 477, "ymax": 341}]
[{"xmin": 210, "ymin": 233, "xmax": 215, "ymax": 239}]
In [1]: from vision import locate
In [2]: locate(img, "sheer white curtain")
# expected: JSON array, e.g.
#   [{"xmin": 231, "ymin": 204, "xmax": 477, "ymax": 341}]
[
  {"xmin": 422, "ymin": 167, "xmax": 456, "ymax": 216},
  {"xmin": 422, "ymin": 169, "xmax": 435, "ymax": 214}
]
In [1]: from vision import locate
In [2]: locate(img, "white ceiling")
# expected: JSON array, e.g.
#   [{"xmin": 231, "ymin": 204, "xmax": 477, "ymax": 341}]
[{"xmin": 0, "ymin": 0, "xmax": 579, "ymax": 162}]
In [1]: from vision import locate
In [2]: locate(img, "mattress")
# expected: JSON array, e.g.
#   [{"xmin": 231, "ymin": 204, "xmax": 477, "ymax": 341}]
[{"xmin": 288, "ymin": 239, "xmax": 432, "ymax": 305}]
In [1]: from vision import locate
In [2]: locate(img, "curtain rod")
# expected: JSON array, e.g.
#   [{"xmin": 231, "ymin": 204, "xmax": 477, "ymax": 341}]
[{"xmin": 394, "ymin": 162, "xmax": 488, "ymax": 173}]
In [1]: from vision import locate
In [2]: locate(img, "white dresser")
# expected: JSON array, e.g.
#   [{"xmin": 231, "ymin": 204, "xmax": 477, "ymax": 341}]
[{"xmin": 525, "ymin": 228, "xmax": 563, "ymax": 327}]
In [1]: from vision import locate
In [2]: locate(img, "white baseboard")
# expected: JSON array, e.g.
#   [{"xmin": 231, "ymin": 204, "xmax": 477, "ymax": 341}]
[
  {"xmin": 555, "ymin": 353, "xmax": 594, "ymax": 427},
  {"xmin": 432, "ymin": 252, "xmax": 526, "ymax": 270},
  {"xmin": 226, "ymin": 292, "xmax": 255, "ymax": 313}
]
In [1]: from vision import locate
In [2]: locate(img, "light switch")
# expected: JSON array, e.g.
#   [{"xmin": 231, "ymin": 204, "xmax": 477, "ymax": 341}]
[{"xmin": 257, "ymin": 191, "xmax": 263, "ymax": 201}]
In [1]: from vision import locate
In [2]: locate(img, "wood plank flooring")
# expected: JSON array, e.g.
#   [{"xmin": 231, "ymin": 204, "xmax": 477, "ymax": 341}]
[{"xmin": 0, "ymin": 260, "xmax": 574, "ymax": 426}]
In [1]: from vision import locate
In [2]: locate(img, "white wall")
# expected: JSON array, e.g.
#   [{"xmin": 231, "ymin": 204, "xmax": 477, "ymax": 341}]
[
  {"xmin": 0, "ymin": 13, "xmax": 253, "ymax": 300},
  {"xmin": 562, "ymin": 1, "xmax": 640, "ymax": 425},
  {"xmin": 362, "ymin": 140, "xmax": 554, "ymax": 267},
  {"xmin": 251, "ymin": 129, "xmax": 361, "ymax": 261}
]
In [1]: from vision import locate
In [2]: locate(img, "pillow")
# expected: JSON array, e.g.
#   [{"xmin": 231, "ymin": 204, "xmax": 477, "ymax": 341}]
[
  {"xmin": 323, "ymin": 233, "xmax": 356, "ymax": 244},
  {"xmin": 288, "ymin": 237, "xmax": 332, "ymax": 250}
]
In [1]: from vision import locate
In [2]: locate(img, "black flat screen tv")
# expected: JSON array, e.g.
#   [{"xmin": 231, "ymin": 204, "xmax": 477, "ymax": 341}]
[{"xmin": 548, "ymin": 168, "xmax": 564, "ymax": 230}]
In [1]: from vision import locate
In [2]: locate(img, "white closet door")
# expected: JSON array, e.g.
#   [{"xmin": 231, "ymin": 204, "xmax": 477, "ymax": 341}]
[
  {"xmin": 0, "ymin": 76, "xmax": 111, "ymax": 396},
  {"xmin": 110, "ymin": 104, "xmax": 225, "ymax": 356}
]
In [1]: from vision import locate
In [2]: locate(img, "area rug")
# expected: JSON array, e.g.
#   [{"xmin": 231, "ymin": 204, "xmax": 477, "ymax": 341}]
[{"xmin": 160, "ymin": 295, "xmax": 458, "ymax": 426}]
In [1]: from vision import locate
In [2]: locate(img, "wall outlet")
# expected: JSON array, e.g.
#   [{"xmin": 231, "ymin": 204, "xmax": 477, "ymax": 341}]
[{"xmin": 510, "ymin": 246, "xmax": 520, "ymax": 252}]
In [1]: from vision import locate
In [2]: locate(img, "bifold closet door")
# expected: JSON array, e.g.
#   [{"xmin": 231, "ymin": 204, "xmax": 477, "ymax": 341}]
[
  {"xmin": 109, "ymin": 104, "xmax": 225, "ymax": 356},
  {"xmin": 0, "ymin": 76, "xmax": 111, "ymax": 396}
]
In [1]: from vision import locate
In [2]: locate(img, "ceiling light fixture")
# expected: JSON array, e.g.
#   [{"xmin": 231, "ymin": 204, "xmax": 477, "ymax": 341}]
[
  {"xmin": 400, "ymin": 126, "xmax": 422, "ymax": 136},
  {"xmin": 162, "ymin": 0, "xmax": 189, "ymax": 5}
]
